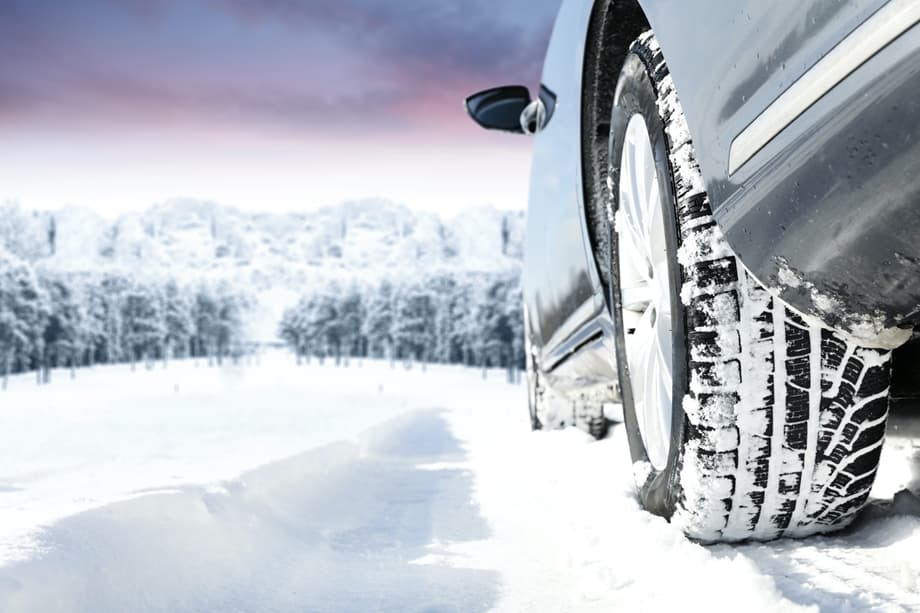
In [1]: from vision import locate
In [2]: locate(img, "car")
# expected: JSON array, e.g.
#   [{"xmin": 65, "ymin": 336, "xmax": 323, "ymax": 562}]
[{"xmin": 465, "ymin": 0, "xmax": 920, "ymax": 543}]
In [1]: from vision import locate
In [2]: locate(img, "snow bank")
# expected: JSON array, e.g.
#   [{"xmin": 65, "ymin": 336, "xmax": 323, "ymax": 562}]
[
  {"xmin": 0, "ymin": 352, "xmax": 512, "ymax": 565},
  {"xmin": 0, "ymin": 409, "xmax": 499, "ymax": 612}
]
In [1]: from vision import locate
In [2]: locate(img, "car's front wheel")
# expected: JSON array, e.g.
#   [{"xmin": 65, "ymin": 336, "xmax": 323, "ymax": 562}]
[{"xmin": 609, "ymin": 32, "xmax": 893, "ymax": 542}]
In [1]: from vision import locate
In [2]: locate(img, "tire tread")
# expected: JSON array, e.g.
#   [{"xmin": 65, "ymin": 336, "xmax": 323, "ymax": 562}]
[{"xmin": 631, "ymin": 31, "xmax": 893, "ymax": 542}]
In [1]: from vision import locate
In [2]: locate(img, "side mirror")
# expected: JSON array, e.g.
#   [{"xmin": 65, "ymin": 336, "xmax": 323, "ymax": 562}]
[{"xmin": 464, "ymin": 85, "xmax": 532, "ymax": 134}]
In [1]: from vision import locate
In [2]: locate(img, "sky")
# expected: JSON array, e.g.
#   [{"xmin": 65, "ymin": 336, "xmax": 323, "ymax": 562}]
[{"xmin": 0, "ymin": 0, "xmax": 561, "ymax": 216}]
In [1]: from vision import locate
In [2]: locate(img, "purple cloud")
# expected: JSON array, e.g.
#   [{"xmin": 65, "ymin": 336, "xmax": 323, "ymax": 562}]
[{"xmin": 0, "ymin": 0, "xmax": 560, "ymax": 138}]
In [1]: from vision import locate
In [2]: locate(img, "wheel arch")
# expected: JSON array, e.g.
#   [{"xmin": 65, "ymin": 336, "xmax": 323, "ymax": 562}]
[
  {"xmin": 581, "ymin": 0, "xmax": 920, "ymax": 350},
  {"xmin": 580, "ymin": 0, "xmax": 650, "ymax": 307}
]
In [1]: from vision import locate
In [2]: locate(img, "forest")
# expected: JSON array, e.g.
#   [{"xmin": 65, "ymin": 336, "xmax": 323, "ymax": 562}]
[
  {"xmin": 278, "ymin": 270, "xmax": 524, "ymax": 377},
  {"xmin": 0, "ymin": 248, "xmax": 253, "ymax": 388},
  {"xmin": 0, "ymin": 244, "xmax": 524, "ymax": 388},
  {"xmin": 0, "ymin": 201, "xmax": 525, "ymax": 388}
]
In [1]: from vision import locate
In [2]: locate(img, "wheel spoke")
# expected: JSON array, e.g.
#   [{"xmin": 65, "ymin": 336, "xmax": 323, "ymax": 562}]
[
  {"xmin": 628, "ymin": 317, "xmax": 653, "ymax": 426},
  {"xmin": 645, "ymin": 179, "xmax": 665, "ymax": 266},
  {"xmin": 621, "ymin": 308, "xmax": 644, "ymax": 337},
  {"xmin": 653, "ymin": 364, "xmax": 672, "ymax": 456},
  {"xmin": 616, "ymin": 218, "xmax": 649, "ymax": 284},
  {"xmin": 621, "ymin": 141, "xmax": 648, "ymax": 253},
  {"xmin": 640, "ymin": 327, "xmax": 671, "ymax": 469},
  {"xmin": 627, "ymin": 306, "xmax": 654, "ymax": 379},
  {"xmin": 645, "ymin": 162, "xmax": 660, "ymax": 220},
  {"xmin": 620, "ymin": 283, "xmax": 652, "ymax": 312},
  {"xmin": 646, "ymin": 353, "xmax": 668, "ymax": 457},
  {"xmin": 629, "ymin": 139, "xmax": 647, "ymax": 245},
  {"xmin": 654, "ymin": 309, "xmax": 673, "ymax": 391}
]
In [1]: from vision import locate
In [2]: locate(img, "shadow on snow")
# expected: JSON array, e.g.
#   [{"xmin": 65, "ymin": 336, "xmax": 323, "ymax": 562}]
[{"xmin": 0, "ymin": 410, "xmax": 498, "ymax": 613}]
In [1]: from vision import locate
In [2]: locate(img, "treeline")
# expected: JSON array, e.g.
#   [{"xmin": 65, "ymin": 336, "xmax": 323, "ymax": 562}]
[
  {"xmin": 0, "ymin": 249, "xmax": 254, "ymax": 388},
  {"xmin": 279, "ymin": 271, "xmax": 524, "ymax": 375}
]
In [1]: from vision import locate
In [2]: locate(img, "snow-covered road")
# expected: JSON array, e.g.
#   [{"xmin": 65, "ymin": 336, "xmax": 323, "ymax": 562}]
[{"xmin": 1, "ymin": 353, "xmax": 919, "ymax": 612}]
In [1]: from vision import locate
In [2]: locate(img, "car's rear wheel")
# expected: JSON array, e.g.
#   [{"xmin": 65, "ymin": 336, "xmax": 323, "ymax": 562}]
[
  {"xmin": 526, "ymin": 354, "xmax": 609, "ymax": 438},
  {"xmin": 609, "ymin": 32, "xmax": 894, "ymax": 542},
  {"xmin": 525, "ymin": 332, "xmax": 543, "ymax": 431}
]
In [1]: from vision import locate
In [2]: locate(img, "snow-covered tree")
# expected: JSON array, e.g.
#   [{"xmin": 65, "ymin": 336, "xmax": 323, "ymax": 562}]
[
  {"xmin": 363, "ymin": 280, "xmax": 395, "ymax": 361},
  {"xmin": 392, "ymin": 282, "xmax": 437, "ymax": 365},
  {"xmin": 0, "ymin": 202, "xmax": 51, "ymax": 261},
  {"xmin": 0, "ymin": 250, "xmax": 46, "ymax": 387},
  {"xmin": 162, "ymin": 279, "xmax": 193, "ymax": 365},
  {"xmin": 338, "ymin": 285, "xmax": 366, "ymax": 363},
  {"xmin": 122, "ymin": 281, "xmax": 165, "ymax": 369},
  {"xmin": 192, "ymin": 286, "xmax": 219, "ymax": 364},
  {"xmin": 97, "ymin": 274, "xmax": 130, "ymax": 364},
  {"xmin": 214, "ymin": 283, "xmax": 249, "ymax": 364}
]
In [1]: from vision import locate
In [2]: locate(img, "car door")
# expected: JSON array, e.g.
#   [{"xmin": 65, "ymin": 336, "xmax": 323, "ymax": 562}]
[{"xmin": 523, "ymin": 0, "xmax": 604, "ymax": 367}]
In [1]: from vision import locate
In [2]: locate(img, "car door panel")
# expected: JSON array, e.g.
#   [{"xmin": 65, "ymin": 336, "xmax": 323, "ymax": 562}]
[{"xmin": 523, "ymin": 0, "xmax": 603, "ymax": 365}]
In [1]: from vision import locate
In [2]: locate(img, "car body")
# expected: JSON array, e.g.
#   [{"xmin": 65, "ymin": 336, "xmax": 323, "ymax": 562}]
[{"xmin": 509, "ymin": 0, "xmax": 920, "ymax": 401}]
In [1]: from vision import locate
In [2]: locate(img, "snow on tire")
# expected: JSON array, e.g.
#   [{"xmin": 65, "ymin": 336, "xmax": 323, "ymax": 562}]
[{"xmin": 624, "ymin": 31, "xmax": 893, "ymax": 542}]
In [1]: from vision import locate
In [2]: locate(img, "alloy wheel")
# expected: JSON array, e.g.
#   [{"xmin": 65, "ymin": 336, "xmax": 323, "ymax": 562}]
[{"xmin": 615, "ymin": 114, "xmax": 675, "ymax": 470}]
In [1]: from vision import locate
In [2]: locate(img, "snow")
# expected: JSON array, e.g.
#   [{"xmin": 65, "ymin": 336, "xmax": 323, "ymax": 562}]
[
  {"xmin": 26, "ymin": 198, "xmax": 523, "ymax": 286},
  {"xmin": 0, "ymin": 353, "xmax": 472, "ymax": 566},
  {"xmin": 1, "ymin": 353, "xmax": 920, "ymax": 611}
]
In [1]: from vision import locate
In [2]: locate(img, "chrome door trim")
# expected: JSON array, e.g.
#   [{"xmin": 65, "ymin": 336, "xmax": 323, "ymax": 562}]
[{"xmin": 728, "ymin": 0, "xmax": 920, "ymax": 175}]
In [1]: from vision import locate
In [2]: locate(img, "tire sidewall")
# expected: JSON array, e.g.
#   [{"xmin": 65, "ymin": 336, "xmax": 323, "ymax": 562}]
[{"xmin": 608, "ymin": 53, "xmax": 688, "ymax": 517}]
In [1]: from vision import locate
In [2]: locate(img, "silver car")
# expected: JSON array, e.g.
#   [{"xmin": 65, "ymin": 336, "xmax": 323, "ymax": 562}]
[{"xmin": 467, "ymin": 0, "xmax": 920, "ymax": 542}]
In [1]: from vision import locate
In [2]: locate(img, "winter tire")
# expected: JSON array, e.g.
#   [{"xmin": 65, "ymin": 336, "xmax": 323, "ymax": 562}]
[{"xmin": 609, "ymin": 32, "xmax": 893, "ymax": 542}]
